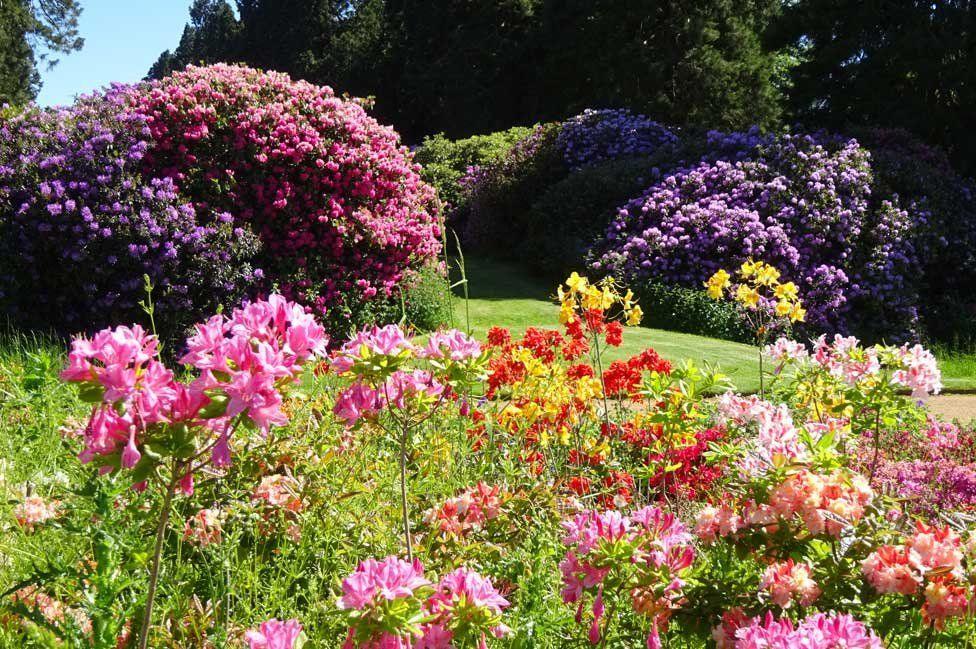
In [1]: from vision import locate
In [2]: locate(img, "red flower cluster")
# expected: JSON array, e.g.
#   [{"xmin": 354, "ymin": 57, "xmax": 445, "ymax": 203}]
[
  {"xmin": 647, "ymin": 426, "xmax": 727, "ymax": 500},
  {"xmin": 602, "ymin": 349, "xmax": 672, "ymax": 398}
]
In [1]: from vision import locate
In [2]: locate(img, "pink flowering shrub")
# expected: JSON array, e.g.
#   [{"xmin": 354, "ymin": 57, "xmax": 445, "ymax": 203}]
[
  {"xmin": 714, "ymin": 611, "xmax": 883, "ymax": 649},
  {"xmin": 118, "ymin": 64, "xmax": 441, "ymax": 331},
  {"xmin": 558, "ymin": 506, "xmax": 695, "ymax": 648},
  {"xmin": 245, "ymin": 618, "xmax": 303, "ymax": 649},
  {"xmin": 61, "ymin": 293, "xmax": 326, "ymax": 484},
  {"xmin": 338, "ymin": 557, "xmax": 509, "ymax": 648},
  {"xmin": 861, "ymin": 522, "xmax": 974, "ymax": 629}
]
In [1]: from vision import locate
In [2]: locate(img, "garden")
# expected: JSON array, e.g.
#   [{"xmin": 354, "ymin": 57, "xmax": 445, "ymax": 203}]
[{"xmin": 0, "ymin": 59, "xmax": 975, "ymax": 649}]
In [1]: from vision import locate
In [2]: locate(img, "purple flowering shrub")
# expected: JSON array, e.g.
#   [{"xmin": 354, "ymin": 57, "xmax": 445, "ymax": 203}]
[
  {"xmin": 853, "ymin": 127, "xmax": 976, "ymax": 344},
  {"xmin": 591, "ymin": 132, "xmax": 926, "ymax": 339},
  {"xmin": 856, "ymin": 419, "xmax": 976, "ymax": 517},
  {"xmin": 0, "ymin": 98, "xmax": 260, "ymax": 334},
  {"xmin": 556, "ymin": 108, "xmax": 677, "ymax": 170},
  {"xmin": 458, "ymin": 109, "xmax": 676, "ymax": 254}
]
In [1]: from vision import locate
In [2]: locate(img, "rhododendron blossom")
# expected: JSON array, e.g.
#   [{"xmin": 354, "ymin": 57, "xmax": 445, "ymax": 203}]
[
  {"xmin": 245, "ymin": 618, "xmax": 303, "ymax": 649},
  {"xmin": 760, "ymin": 560, "xmax": 821, "ymax": 608}
]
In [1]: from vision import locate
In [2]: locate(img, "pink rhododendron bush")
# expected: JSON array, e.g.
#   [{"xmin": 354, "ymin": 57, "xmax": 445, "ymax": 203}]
[
  {"xmin": 0, "ymin": 64, "xmax": 441, "ymax": 336},
  {"xmin": 0, "ymin": 272, "xmax": 973, "ymax": 647}
]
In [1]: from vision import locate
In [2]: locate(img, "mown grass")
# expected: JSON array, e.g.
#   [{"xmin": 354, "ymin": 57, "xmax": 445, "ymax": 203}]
[{"xmin": 450, "ymin": 256, "xmax": 976, "ymax": 394}]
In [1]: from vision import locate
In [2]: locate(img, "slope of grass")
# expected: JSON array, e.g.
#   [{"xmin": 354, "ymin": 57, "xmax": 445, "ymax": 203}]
[
  {"xmin": 450, "ymin": 256, "xmax": 976, "ymax": 394},
  {"xmin": 451, "ymin": 256, "xmax": 764, "ymax": 393}
]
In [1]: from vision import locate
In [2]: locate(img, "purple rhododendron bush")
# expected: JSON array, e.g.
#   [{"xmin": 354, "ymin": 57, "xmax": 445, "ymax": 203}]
[
  {"xmin": 0, "ymin": 270, "xmax": 974, "ymax": 647},
  {"xmin": 445, "ymin": 111, "xmax": 976, "ymax": 343},
  {"xmin": 0, "ymin": 64, "xmax": 441, "ymax": 336}
]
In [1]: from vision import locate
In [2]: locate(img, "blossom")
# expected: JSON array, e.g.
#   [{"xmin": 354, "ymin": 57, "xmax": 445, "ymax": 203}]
[
  {"xmin": 861, "ymin": 545, "xmax": 921, "ymax": 595},
  {"xmin": 339, "ymin": 556, "xmax": 431, "ymax": 611},
  {"xmin": 921, "ymin": 577, "xmax": 970, "ymax": 629},
  {"xmin": 760, "ymin": 560, "xmax": 821, "ymax": 608},
  {"xmin": 245, "ymin": 618, "xmax": 303, "ymax": 649},
  {"xmin": 13, "ymin": 495, "xmax": 60, "ymax": 531},
  {"xmin": 183, "ymin": 508, "xmax": 224, "ymax": 547},
  {"xmin": 253, "ymin": 475, "xmax": 303, "ymax": 512},
  {"xmin": 421, "ymin": 329, "xmax": 482, "ymax": 361},
  {"xmin": 734, "ymin": 611, "xmax": 882, "ymax": 649}
]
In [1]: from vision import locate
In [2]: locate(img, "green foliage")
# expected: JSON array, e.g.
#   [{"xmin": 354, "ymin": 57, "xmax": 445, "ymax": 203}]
[
  {"xmin": 457, "ymin": 124, "xmax": 566, "ymax": 255},
  {"xmin": 770, "ymin": 0, "xmax": 976, "ymax": 175},
  {"xmin": 637, "ymin": 282, "xmax": 753, "ymax": 344},
  {"xmin": 521, "ymin": 156, "xmax": 664, "ymax": 280},
  {"xmin": 413, "ymin": 127, "xmax": 533, "ymax": 209},
  {"xmin": 402, "ymin": 264, "xmax": 453, "ymax": 332},
  {"xmin": 150, "ymin": 0, "xmax": 785, "ymax": 140},
  {"xmin": 0, "ymin": 0, "xmax": 84, "ymax": 105}
]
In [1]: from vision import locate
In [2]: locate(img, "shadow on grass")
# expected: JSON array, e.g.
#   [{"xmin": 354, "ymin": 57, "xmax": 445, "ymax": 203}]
[{"xmin": 452, "ymin": 255, "xmax": 555, "ymax": 302}]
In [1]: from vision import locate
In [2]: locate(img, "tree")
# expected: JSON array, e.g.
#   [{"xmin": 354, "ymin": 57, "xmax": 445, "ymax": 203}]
[
  {"xmin": 147, "ymin": 0, "xmax": 240, "ymax": 79},
  {"xmin": 0, "ymin": 0, "xmax": 84, "ymax": 105},
  {"xmin": 539, "ymin": 0, "xmax": 783, "ymax": 130},
  {"xmin": 770, "ymin": 0, "xmax": 976, "ymax": 174}
]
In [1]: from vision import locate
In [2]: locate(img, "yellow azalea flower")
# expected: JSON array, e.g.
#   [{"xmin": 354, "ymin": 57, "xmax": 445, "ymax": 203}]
[
  {"xmin": 704, "ymin": 269, "xmax": 731, "ymax": 299},
  {"xmin": 559, "ymin": 302, "xmax": 576, "ymax": 324},
  {"xmin": 565, "ymin": 272, "xmax": 588, "ymax": 293},
  {"xmin": 735, "ymin": 284, "xmax": 761, "ymax": 308},
  {"xmin": 755, "ymin": 263, "xmax": 781, "ymax": 286},
  {"xmin": 774, "ymin": 281, "xmax": 798, "ymax": 301},
  {"xmin": 740, "ymin": 259, "xmax": 760, "ymax": 277},
  {"xmin": 557, "ymin": 427, "xmax": 571, "ymax": 446},
  {"xmin": 600, "ymin": 288, "xmax": 616, "ymax": 310},
  {"xmin": 626, "ymin": 305, "xmax": 643, "ymax": 326},
  {"xmin": 622, "ymin": 289, "xmax": 635, "ymax": 310},
  {"xmin": 775, "ymin": 300, "xmax": 792, "ymax": 317},
  {"xmin": 789, "ymin": 302, "xmax": 806, "ymax": 322}
]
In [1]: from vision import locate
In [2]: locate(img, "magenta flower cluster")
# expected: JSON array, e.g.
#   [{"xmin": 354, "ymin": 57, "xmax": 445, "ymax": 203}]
[
  {"xmin": 119, "ymin": 64, "xmax": 441, "ymax": 325},
  {"xmin": 330, "ymin": 324, "xmax": 482, "ymax": 427},
  {"xmin": 559, "ymin": 506, "xmax": 695, "ymax": 649},
  {"xmin": 591, "ymin": 131, "xmax": 927, "ymax": 338},
  {"xmin": 557, "ymin": 108, "xmax": 677, "ymax": 170},
  {"xmin": 0, "ymin": 97, "xmax": 260, "ymax": 333},
  {"xmin": 61, "ymin": 294, "xmax": 326, "ymax": 487},
  {"xmin": 730, "ymin": 611, "xmax": 882, "ymax": 649},
  {"xmin": 338, "ymin": 556, "xmax": 510, "ymax": 648}
]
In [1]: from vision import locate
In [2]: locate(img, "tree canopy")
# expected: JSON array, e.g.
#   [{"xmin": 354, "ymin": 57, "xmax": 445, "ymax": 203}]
[{"xmin": 0, "ymin": 0, "xmax": 84, "ymax": 105}]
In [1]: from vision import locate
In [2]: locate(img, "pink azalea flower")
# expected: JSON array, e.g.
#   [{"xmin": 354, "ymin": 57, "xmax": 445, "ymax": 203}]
[
  {"xmin": 244, "ymin": 618, "xmax": 302, "ymax": 649},
  {"xmin": 339, "ymin": 556, "xmax": 430, "ymax": 611}
]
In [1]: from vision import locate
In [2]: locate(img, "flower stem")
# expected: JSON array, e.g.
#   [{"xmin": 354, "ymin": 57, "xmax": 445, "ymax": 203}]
[
  {"xmin": 137, "ymin": 464, "xmax": 180, "ymax": 649},
  {"xmin": 400, "ymin": 421, "xmax": 413, "ymax": 561}
]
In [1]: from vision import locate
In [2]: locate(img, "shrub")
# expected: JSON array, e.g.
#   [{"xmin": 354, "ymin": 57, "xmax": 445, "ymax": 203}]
[
  {"xmin": 402, "ymin": 263, "xmax": 453, "ymax": 332},
  {"xmin": 520, "ymin": 156, "xmax": 668, "ymax": 280},
  {"xmin": 637, "ymin": 282, "xmax": 753, "ymax": 343},
  {"xmin": 455, "ymin": 123, "xmax": 565, "ymax": 252},
  {"xmin": 455, "ymin": 109, "xmax": 678, "ymax": 258},
  {"xmin": 0, "ymin": 98, "xmax": 260, "ymax": 336},
  {"xmin": 852, "ymin": 127, "xmax": 976, "ymax": 347},
  {"xmin": 413, "ymin": 127, "xmax": 532, "ymax": 211},
  {"xmin": 119, "ymin": 64, "xmax": 442, "ymax": 333},
  {"xmin": 591, "ymin": 131, "xmax": 926, "ymax": 341},
  {"xmin": 556, "ymin": 108, "xmax": 677, "ymax": 170}
]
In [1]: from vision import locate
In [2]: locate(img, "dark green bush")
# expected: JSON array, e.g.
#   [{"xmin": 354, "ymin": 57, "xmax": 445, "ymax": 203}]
[
  {"xmin": 637, "ymin": 282, "xmax": 753, "ymax": 344},
  {"xmin": 414, "ymin": 127, "xmax": 533, "ymax": 210},
  {"xmin": 402, "ymin": 263, "xmax": 454, "ymax": 331},
  {"xmin": 454, "ymin": 123, "xmax": 566, "ymax": 254},
  {"xmin": 521, "ymin": 156, "xmax": 667, "ymax": 280}
]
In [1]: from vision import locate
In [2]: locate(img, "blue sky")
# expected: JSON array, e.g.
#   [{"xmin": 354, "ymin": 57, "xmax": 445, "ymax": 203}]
[{"xmin": 37, "ymin": 1, "xmax": 193, "ymax": 106}]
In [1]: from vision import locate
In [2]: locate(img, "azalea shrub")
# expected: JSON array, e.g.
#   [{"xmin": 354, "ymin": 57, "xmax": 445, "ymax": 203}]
[
  {"xmin": 0, "ymin": 270, "xmax": 973, "ymax": 647},
  {"xmin": 0, "ymin": 97, "xmax": 260, "ymax": 334},
  {"xmin": 0, "ymin": 64, "xmax": 442, "ymax": 338}
]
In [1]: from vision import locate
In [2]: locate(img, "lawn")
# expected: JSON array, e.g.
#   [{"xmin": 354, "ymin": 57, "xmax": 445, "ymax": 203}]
[{"xmin": 450, "ymin": 256, "xmax": 976, "ymax": 394}]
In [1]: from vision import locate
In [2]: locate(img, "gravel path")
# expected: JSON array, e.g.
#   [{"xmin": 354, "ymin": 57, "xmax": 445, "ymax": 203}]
[{"xmin": 926, "ymin": 395, "xmax": 976, "ymax": 423}]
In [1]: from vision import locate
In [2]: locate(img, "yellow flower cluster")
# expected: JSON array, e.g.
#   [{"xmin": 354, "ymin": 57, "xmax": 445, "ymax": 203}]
[
  {"xmin": 705, "ymin": 260, "xmax": 806, "ymax": 323},
  {"xmin": 557, "ymin": 272, "xmax": 643, "ymax": 326}
]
